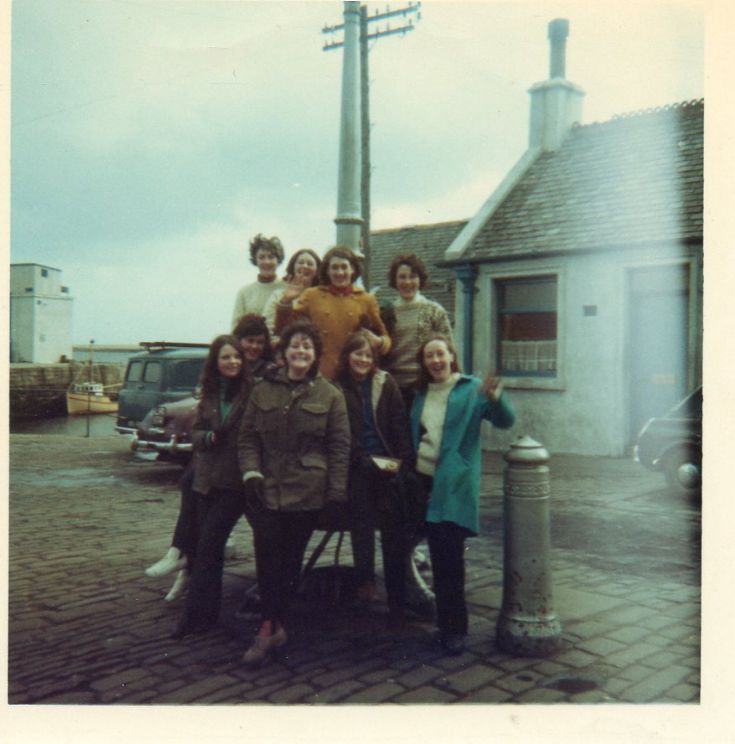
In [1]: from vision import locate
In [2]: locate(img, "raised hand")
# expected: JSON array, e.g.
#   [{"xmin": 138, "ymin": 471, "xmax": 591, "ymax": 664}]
[{"xmin": 482, "ymin": 371, "xmax": 504, "ymax": 402}]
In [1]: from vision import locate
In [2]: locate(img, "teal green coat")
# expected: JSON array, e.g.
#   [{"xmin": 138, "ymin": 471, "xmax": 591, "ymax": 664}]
[{"xmin": 410, "ymin": 375, "xmax": 515, "ymax": 535}]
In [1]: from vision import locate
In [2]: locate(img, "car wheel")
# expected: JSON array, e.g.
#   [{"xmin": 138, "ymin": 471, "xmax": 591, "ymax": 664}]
[{"xmin": 664, "ymin": 448, "xmax": 701, "ymax": 495}]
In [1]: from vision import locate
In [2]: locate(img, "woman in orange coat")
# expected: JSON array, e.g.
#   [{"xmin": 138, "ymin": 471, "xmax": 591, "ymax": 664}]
[{"xmin": 275, "ymin": 245, "xmax": 390, "ymax": 379}]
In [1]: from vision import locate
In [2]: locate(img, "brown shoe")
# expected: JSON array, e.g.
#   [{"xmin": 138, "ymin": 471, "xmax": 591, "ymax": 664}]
[{"xmin": 241, "ymin": 635, "xmax": 274, "ymax": 666}]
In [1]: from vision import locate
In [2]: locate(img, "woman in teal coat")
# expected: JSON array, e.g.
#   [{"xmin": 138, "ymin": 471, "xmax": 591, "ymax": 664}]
[{"xmin": 410, "ymin": 335, "xmax": 514, "ymax": 655}]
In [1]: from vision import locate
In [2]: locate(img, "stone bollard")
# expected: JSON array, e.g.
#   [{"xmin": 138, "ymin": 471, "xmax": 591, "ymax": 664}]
[{"xmin": 496, "ymin": 435, "xmax": 562, "ymax": 656}]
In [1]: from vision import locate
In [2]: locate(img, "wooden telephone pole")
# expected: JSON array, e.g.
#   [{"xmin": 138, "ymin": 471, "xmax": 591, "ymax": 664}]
[{"xmin": 323, "ymin": 2, "xmax": 421, "ymax": 287}]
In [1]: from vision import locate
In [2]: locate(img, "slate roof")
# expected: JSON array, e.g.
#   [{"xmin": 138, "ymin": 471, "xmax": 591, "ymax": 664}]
[
  {"xmin": 368, "ymin": 219, "xmax": 467, "ymax": 323},
  {"xmin": 463, "ymin": 99, "xmax": 703, "ymax": 261}
]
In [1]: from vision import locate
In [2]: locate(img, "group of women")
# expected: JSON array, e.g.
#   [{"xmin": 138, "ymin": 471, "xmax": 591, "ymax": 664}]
[{"xmin": 145, "ymin": 234, "xmax": 515, "ymax": 665}]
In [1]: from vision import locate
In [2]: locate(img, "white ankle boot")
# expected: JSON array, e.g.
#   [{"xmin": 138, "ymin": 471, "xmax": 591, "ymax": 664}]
[
  {"xmin": 164, "ymin": 569, "xmax": 189, "ymax": 601},
  {"xmin": 145, "ymin": 547, "xmax": 186, "ymax": 578}
]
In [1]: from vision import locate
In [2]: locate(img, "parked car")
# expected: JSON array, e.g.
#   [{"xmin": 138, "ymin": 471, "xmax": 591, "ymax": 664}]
[
  {"xmin": 131, "ymin": 395, "xmax": 198, "ymax": 464},
  {"xmin": 115, "ymin": 342, "xmax": 209, "ymax": 435},
  {"xmin": 634, "ymin": 386, "xmax": 702, "ymax": 495}
]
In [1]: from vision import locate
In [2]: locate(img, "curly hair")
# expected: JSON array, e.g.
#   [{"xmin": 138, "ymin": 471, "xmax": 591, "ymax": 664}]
[
  {"xmin": 416, "ymin": 334, "xmax": 461, "ymax": 391},
  {"xmin": 284, "ymin": 248, "xmax": 322, "ymax": 286},
  {"xmin": 319, "ymin": 245, "xmax": 362, "ymax": 286},
  {"xmin": 388, "ymin": 253, "xmax": 428, "ymax": 290},
  {"xmin": 231, "ymin": 313, "xmax": 274, "ymax": 363},
  {"xmin": 335, "ymin": 330, "xmax": 377, "ymax": 386},
  {"xmin": 249, "ymin": 234, "xmax": 285, "ymax": 266},
  {"xmin": 199, "ymin": 334, "xmax": 245, "ymax": 401},
  {"xmin": 279, "ymin": 319, "xmax": 323, "ymax": 378}
]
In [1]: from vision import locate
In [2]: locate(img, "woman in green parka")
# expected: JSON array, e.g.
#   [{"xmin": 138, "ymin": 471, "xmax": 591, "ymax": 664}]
[{"xmin": 410, "ymin": 335, "xmax": 515, "ymax": 655}]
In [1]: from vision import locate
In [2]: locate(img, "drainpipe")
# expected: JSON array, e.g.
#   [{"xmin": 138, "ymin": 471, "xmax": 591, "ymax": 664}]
[{"xmin": 455, "ymin": 264, "xmax": 478, "ymax": 374}]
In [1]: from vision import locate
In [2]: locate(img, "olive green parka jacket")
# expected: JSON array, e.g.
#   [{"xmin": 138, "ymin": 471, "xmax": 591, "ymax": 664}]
[{"xmin": 238, "ymin": 368, "xmax": 350, "ymax": 511}]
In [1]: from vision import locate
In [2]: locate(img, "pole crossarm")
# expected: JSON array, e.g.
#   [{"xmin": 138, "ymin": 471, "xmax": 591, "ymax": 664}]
[{"xmin": 322, "ymin": 2, "xmax": 421, "ymax": 51}]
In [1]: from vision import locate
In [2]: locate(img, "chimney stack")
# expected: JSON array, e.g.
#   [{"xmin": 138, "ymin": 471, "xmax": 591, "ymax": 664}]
[
  {"xmin": 528, "ymin": 19, "xmax": 584, "ymax": 151},
  {"xmin": 548, "ymin": 18, "xmax": 569, "ymax": 79}
]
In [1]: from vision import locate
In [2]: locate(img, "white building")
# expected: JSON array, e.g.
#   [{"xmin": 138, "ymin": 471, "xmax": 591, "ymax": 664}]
[{"xmin": 10, "ymin": 263, "xmax": 73, "ymax": 363}]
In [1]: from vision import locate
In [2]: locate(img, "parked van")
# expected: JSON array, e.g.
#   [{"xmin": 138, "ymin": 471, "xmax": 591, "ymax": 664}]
[{"xmin": 115, "ymin": 342, "xmax": 209, "ymax": 435}]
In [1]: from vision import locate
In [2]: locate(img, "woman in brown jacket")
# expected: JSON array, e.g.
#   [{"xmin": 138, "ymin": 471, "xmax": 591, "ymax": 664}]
[
  {"xmin": 238, "ymin": 320, "xmax": 350, "ymax": 665},
  {"xmin": 171, "ymin": 334, "xmax": 251, "ymax": 639}
]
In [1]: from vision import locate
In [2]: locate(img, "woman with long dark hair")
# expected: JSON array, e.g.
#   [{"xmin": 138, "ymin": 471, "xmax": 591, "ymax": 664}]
[
  {"xmin": 411, "ymin": 335, "xmax": 514, "ymax": 655},
  {"xmin": 170, "ymin": 334, "xmax": 252, "ymax": 639},
  {"xmin": 238, "ymin": 320, "xmax": 350, "ymax": 665},
  {"xmin": 144, "ymin": 316, "xmax": 274, "ymax": 602}
]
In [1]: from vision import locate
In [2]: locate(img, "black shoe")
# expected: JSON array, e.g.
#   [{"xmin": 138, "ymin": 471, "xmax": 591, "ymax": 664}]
[
  {"xmin": 235, "ymin": 594, "xmax": 262, "ymax": 619},
  {"xmin": 171, "ymin": 618, "xmax": 214, "ymax": 640},
  {"xmin": 439, "ymin": 634, "xmax": 465, "ymax": 656}
]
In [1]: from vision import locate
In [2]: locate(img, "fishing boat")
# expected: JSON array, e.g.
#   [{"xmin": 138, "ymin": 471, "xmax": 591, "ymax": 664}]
[
  {"xmin": 66, "ymin": 381, "xmax": 119, "ymax": 415},
  {"xmin": 66, "ymin": 341, "xmax": 120, "ymax": 415}
]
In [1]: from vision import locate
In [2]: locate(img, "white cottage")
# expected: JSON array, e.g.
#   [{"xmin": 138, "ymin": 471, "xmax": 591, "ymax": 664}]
[{"xmin": 370, "ymin": 20, "xmax": 703, "ymax": 457}]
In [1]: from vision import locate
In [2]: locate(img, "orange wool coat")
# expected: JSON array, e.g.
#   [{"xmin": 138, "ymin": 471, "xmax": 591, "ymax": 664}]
[{"xmin": 276, "ymin": 285, "xmax": 391, "ymax": 379}]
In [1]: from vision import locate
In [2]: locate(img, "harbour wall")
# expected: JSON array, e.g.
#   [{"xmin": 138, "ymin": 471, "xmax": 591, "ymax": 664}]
[{"xmin": 10, "ymin": 363, "xmax": 125, "ymax": 420}]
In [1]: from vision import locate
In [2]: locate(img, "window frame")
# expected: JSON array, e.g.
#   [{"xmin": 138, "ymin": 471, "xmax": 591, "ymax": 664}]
[{"xmin": 482, "ymin": 266, "xmax": 566, "ymax": 392}]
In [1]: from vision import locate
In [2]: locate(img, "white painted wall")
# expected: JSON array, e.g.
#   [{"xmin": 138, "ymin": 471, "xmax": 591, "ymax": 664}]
[{"xmin": 468, "ymin": 244, "xmax": 702, "ymax": 457}]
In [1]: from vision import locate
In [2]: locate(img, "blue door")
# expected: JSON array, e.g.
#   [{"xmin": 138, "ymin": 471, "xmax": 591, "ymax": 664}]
[{"xmin": 627, "ymin": 264, "xmax": 689, "ymax": 445}]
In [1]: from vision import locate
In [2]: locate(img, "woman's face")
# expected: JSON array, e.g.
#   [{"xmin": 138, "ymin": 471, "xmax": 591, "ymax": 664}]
[
  {"xmin": 284, "ymin": 332, "xmax": 316, "ymax": 378},
  {"xmin": 396, "ymin": 263, "xmax": 420, "ymax": 301},
  {"xmin": 423, "ymin": 339, "xmax": 455, "ymax": 383},
  {"xmin": 217, "ymin": 343, "xmax": 243, "ymax": 378},
  {"xmin": 240, "ymin": 334, "xmax": 267, "ymax": 363},
  {"xmin": 255, "ymin": 248, "xmax": 279, "ymax": 279},
  {"xmin": 327, "ymin": 257, "xmax": 354, "ymax": 288},
  {"xmin": 293, "ymin": 252, "xmax": 318, "ymax": 282},
  {"xmin": 348, "ymin": 343, "xmax": 374, "ymax": 381}
]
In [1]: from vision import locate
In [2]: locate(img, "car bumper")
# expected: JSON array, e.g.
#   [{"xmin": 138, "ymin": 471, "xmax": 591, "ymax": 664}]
[{"xmin": 131, "ymin": 433, "xmax": 193, "ymax": 454}]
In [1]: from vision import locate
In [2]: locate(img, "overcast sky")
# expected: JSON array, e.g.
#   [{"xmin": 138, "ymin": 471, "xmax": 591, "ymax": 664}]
[{"xmin": 10, "ymin": 0, "xmax": 704, "ymax": 345}]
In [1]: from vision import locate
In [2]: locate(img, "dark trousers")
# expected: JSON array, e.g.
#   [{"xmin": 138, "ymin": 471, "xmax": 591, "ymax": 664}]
[
  {"xmin": 172, "ymin": 461, "xmax": 197, "ymax": 557},
  {"xmin": 426, "ymin": 520, "xmax": 470, "ymax": 637},
  {"xmin": 181, "ymin": 487, "xmax": 244, "ymax": 627},
  {"xmin": 252, "ymin": 508, "xmax": 319, "ymax": 626},
  {"xmin": 349, "ymin": 459, "xmax": 407, "ymax": 608}
]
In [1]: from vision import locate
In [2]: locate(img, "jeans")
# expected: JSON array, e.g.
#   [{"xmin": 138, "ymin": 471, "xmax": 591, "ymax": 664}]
[
  {"xmin": 349, "ymin": 457, "xmax": 407, "ymax": 609},
  {"xmin": 180, "ymin": 487, "xmax": 244, "ymax": 627}
]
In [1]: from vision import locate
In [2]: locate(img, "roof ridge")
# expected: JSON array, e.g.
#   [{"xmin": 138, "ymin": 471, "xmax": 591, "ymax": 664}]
[{"xmin": 574, "ymin": 98, "xmax": 704, "ymax": 130}]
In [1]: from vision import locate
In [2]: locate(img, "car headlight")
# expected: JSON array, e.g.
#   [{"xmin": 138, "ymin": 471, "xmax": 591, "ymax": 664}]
[{"xmin": 151, "ymin": 406, "xmax": 167, "ymax": 427}]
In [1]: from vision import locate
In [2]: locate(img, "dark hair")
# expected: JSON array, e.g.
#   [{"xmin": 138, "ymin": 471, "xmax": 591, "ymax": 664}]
[
  {"xmin": 249, "ymin": 234, "xmax": 285, "ymax": 266},
  {"xmin": 416, "ymin": 334, "xmax": 461, "ymax": 390},
  {"xmin": 388, "ymin": 253, "xmax": 428, "ymax": 290},
  {"xmin": 284, "ymin": 248, "xmax": 322, "ymax": 286},
  {"xmin": 232, "ymin": 313, "xmax": 274, "ymax": 363},
  {"xmin": 335, "ymin": 330, "xmax": 377, "ymax": 386},
  {"xmin": 279, "ymin": 319, "xmax": 323, "ymax": 378},
  {"xmin": 319, "ymin": 245, "xmax": 362, "ymax": 286},
  {"xmin": 199, "ymin": 334, "xmax": 245, "ymax": 401}
]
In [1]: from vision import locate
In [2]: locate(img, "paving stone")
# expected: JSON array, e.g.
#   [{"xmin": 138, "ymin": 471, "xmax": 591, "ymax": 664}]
[
  {"xmin": 618, "ymin": 665, "xmax": 691, "ymax": 703},
  {"xmin": 493, "ymin": 673, "xmax": 537, "ymax": 694},
  {"xmin": 641, "ymin": 650, "xmax": 682, "ymax": 670},
  {"xmin": 37, "ymin": 690, "xmax": 97, "ymax": 704},
  {"xmin": 340, "ymin": 681, "xmax": 406, "ymax": 703},
  {"xmin": 306, "ymin": 680, "xmax": 364, "ymax": 704},
  {"xmin": 439, "ymin": 664, "xmax": 502, "ymax": 694},
  {"xmin": 154, "ymin": 674, "xmax": 240, "ymax": 703},
  {"xmin": 576, "ymin": 637, "xmax": 628, "ymax": 657},
  {"xmin": 606, "ymin": 626, "xmax": 650, "ymax": 644},
  {"xmin": 569, "ymin": 689, "xmax": 607, "ymax": 703},
  {"xmin": 666, "ymin": 683, "xmax": 699, "ymax": 703},
  {"xmin": 395, "ymin": 664, "xmax": 444, "ymax": 688},
  {"xmin": 551, "ymin": 648, "xmax": 598, "ymax": 669},
  {"xmin": 267, "ymin": 683, "xmax": 316, "ymax": 704},
  {"xmin": 514, "ymin": 687, "xmax": 568, "ymax": 703},
  {"xmin": 393, "ymin": 686, "xmax": 460, "ymax": 703},
  {"xmin": 604, "ymin": 643, "xmax": 661, "ymax": 668}
]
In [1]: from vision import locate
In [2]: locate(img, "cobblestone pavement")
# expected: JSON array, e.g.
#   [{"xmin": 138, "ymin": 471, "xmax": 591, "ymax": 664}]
[{"xmin": 8, "ymin": 433, "xmax": 701, "ymax": 706}]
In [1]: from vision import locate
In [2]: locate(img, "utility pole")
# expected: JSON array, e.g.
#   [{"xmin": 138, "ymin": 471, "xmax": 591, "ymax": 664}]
[{"xmin": 323, "ymin": 2, "xmax": 421, "ymax": 287}]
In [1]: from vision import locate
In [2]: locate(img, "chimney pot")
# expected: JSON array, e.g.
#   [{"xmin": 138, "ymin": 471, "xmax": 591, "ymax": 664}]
[{"xmin": 548, "ymin": 18, "xmax": 569, "ymax": 79}]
